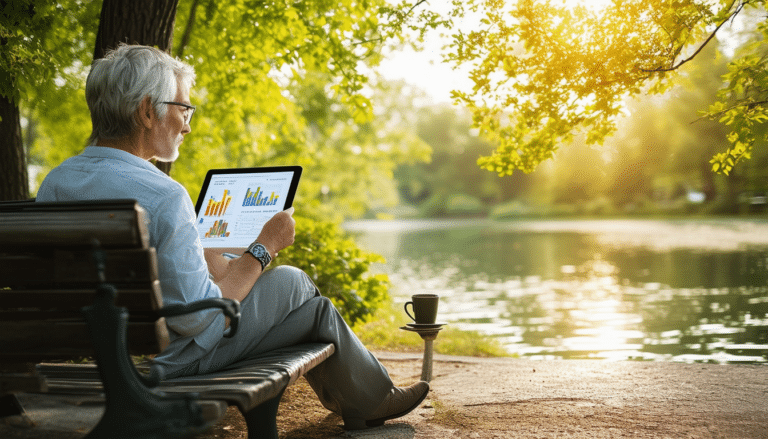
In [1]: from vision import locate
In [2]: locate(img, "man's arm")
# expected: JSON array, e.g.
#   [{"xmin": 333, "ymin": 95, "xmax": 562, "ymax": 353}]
[
  {"xmin": 204, "ymin": 247, "xmax": 247, "ymax": 282},
  {"xmin": 205, "ymin": 208, "xmax": 296, "ymax": 304}
]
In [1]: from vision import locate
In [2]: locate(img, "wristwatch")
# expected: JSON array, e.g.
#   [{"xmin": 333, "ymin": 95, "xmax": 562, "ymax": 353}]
[{"xmin": 245, "ymin": 242, "xmax": 272, "ymax": 270}]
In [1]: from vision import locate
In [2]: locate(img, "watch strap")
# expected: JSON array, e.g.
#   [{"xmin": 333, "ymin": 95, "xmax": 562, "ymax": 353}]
[{"xmin": 245, "ymin": 242, "xmax": 272, "ymax": 270}]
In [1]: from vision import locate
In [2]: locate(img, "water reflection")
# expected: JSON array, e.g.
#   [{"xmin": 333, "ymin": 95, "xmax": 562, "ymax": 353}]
[{"xmin": 347, "ymin": 219, "xmax": 768, "ymax": 363}]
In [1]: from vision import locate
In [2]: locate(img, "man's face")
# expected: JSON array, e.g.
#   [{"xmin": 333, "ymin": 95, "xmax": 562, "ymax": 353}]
[{"xmin": 152, "ymin": 82, "xmax": 192, "ymax": 162}]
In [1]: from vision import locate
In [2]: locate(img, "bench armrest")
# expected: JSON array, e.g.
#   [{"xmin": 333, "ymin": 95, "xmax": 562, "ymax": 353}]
[{"xmin": 156, "ymin": 298, "xmax": 242, "ymax": 338}]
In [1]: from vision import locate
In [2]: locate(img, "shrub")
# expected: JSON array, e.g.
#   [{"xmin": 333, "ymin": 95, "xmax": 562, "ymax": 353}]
[
  {"xmin": 274, "ymin": 215, "xmax": 390, "ymax": 326},
  {"xmin": 446, "ymin": 193, "xmax": 485, "ymax": 216},
  {"xmin": 420, "ymin": 193, "xmax": 486, "ymax": 217},
  {"xmin": 490, "ymin": 200, "xmax": 533, "ymax": 219}
]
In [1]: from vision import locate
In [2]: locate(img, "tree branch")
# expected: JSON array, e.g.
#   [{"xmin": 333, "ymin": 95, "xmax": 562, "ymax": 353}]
[
  {"xmin": 643, "ymin": 0, "xmax": 745, "ymax": 73},
  {"xmin": 175, "ymin": 0, "xmax": 200, "ymax": 58},
  {"xmin": 407, "ymin": 0, "xmax": 429, "ymax": 16},
  {"xmin": 692, "ymin": 99, "xmax": 768, "ymax": 124}
]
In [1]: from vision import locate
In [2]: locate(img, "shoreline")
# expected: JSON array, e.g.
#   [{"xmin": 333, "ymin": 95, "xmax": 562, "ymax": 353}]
[{"xmin": 346, "ymin": 216, "xmax": 768, "ymax": 252}]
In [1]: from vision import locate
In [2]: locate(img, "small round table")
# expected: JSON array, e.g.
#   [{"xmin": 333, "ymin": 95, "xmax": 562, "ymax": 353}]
[{"xmin": 399, "ymin": 324, "xmax": 446, "ymax": 382}]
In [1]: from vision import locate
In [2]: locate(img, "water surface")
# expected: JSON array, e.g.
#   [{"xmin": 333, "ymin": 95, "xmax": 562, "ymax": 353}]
[{"xmin": 345, "ymin": 218, "xmax": 768, "ymax": 363}]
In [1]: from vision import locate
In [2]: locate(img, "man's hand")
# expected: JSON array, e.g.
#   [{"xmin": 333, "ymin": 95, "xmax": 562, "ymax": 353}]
[
  {"xmin": 210, "ymin": 208, "xmax": 295, "ymax": 307},
  {"xmin": 256, "ymin": 207, "xmax": 296, "ymax": 258}
]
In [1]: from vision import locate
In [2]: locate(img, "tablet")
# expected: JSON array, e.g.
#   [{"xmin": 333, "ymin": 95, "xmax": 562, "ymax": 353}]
[{"xmin": 194, "ymin": 166, "xmax": 302, "ymax": 248}]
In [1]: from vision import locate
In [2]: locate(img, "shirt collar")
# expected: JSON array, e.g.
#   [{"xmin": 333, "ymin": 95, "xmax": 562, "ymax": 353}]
[{"xmin": 81, "ymin": 146, "xmax": 166, "ymax": 176}]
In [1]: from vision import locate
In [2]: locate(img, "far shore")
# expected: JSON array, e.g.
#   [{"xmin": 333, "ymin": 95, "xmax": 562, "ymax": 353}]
[{"xmin": 345, "ymin": 216, "xmax": 768, "ymax": 251}]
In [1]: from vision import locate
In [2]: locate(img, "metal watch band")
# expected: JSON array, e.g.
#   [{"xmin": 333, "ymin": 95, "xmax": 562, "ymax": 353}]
[{"xmin": 245, "ymin": 242, "xmax": 272, "ymax": 270}]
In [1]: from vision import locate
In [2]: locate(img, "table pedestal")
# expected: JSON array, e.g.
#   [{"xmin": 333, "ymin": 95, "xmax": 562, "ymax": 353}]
[{"xmin": 399, "ymin": 325, "xmax": 444, "ymax": 382}]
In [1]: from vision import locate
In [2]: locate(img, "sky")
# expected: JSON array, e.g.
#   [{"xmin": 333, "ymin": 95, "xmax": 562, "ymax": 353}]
[
  {"xmin": 376, "ymin": 3, "xmax": 478, "ymax": 105},
  {"xmin": 377, "ymin": 36, "xmax": 471, "ymax": 105}
]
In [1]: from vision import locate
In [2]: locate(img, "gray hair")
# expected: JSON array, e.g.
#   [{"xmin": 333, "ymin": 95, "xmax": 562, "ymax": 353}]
[{"xmin": 85, "ymin": 44, "xmax": 196, "ymax": 145}]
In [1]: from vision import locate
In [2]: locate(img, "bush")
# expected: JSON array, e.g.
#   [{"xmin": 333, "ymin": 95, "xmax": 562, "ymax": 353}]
[
  {"xmin": 489, "ymin": 200, "xmax": 533, "ymax": 219},
  {"xmin": 446, "ymin": 193, "xmax": 485, "ymax": 216},
  {"xmin": 274, "ymin": 216, "xmax": 390, "ymax": 326},
  {"xmin": 369, "ymin": 203, "xmax": 420, "ymax": 219},
  {"xmin": 581, "ymin": 196, "xmax": 616, "ymax": 216},
  {"xmin": 419, "ymin": 193, "xmax": 448, "ymax": 217},
  {"xmin": 419, "ymin": 193, "xmax": 486, "ymax": 217}
]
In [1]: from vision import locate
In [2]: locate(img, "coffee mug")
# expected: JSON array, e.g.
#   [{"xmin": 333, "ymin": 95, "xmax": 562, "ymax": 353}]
[{"xmin": 404, "ymin": 293, "xmax": 439, "ymax": 324}]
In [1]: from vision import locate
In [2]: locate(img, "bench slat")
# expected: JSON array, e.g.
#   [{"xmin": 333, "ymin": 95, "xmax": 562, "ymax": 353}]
[
  {"xmin": 0, "ymin": 320, "xmax": 161, "ymax": 359},
  {"xmin": 35, "ymin": 343, "xmax": 335, "ymax": 410},
  {"xmin": 0, "ymin": 283, "xmax": 163, "ymax": 312},
  {"xmin": 152, "ymin": 343, "xmax": 335, "ymax": 410},
  {"xmin": 0, "ymin": 310, "xmax": 155, "ymax": 321},
  {"xmin": 0, "ymin": 248, "xmax": 158, "ymax": 289},
  {"xmin": 0, "ymin": 373, "xmax": 47, "ymax": 394},
  {"xmin": 0, "ymin": 199, "xmax": 149, "ymax": 249}
]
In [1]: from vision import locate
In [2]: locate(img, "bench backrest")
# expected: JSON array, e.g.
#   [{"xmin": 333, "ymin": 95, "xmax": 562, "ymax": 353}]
[{"xmin": 0, "ymin": 199, "xmax": 168, "ymax": 365}]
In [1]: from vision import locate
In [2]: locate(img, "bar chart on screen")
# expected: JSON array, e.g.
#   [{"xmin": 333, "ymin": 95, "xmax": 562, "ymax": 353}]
[
  {"xmin": 242, "ymin": 187, "xmax": 281, "ymax": 207},
  {"xmin": 203, "ymin": 189, "xmax": 233, "ymax": 216},
  {"xmin": 204, "ymin": 220, "xmax": 230, "ymax": 238}
]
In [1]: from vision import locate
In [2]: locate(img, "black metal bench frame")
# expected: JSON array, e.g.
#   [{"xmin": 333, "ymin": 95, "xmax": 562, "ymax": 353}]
[{"xmin": 0, "ymin": 199, "xmax": 335, "ymax": 439}]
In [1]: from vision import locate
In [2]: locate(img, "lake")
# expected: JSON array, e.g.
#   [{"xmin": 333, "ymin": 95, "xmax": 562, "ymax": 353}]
[{"xmin": 345, "ymin": 218, "xmax": 768, "ymax": 363}]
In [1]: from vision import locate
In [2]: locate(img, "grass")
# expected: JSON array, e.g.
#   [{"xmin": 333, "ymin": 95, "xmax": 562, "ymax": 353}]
[{"xmin": 354, "ymin": 298, "xmax": 510, "ymax": 358}]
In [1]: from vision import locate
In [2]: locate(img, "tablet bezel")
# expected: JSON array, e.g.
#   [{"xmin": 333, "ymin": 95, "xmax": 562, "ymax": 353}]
[{"xmin": 194, "ymin": 166, "xmax": 303, "ymax": 217}]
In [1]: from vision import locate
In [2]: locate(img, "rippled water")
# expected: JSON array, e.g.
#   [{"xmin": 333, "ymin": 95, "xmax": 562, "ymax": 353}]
[{"xmin": 345, "ymin": 218, "xmax": 768, "ymax": 363}]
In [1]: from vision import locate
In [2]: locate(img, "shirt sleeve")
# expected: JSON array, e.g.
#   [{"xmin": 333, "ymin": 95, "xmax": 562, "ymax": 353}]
[{"xmin": 152, "ymin": 185, "xmax": 226, "ymax": 352}]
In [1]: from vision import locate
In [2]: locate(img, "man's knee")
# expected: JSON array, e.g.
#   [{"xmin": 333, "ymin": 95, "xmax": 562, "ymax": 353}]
[
  {"xmin": 262, "ymin": 265, "xmax": 318, "ymax": 296},
  {"xmin": 316, "ymin": 295, "xmax": 334, "ymax": 309},
  {"xmin": 266, "ymin": 264, "xmax": 308, "ymax": 281}
]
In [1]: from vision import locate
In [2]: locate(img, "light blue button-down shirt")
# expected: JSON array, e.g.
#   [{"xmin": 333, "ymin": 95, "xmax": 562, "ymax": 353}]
[{"xmin": 36, "ymin": 146, "xmax": 226, "ymax": 358}]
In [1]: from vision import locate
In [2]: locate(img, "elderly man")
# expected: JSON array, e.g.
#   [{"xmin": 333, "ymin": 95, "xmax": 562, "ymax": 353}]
[{"xmin": 35, "ymin": 44, "xmax": 428, "ymax": 430}]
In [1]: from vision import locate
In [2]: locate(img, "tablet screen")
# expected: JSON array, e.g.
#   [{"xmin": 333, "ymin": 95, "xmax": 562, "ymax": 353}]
[{"xmin": 194, "ymin": 166, "xmax": 302, "ymax": 248}]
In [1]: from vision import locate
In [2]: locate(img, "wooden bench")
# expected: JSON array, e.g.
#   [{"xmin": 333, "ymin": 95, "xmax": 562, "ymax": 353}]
[{"xmin": 0, "ymin": 199, "xmax": 335, "ymax": 439}]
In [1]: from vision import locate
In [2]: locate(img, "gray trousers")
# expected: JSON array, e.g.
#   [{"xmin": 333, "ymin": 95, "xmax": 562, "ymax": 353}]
[{"xmin": 163, "ymin": 265, "xmax": 393, "ymax": 420}]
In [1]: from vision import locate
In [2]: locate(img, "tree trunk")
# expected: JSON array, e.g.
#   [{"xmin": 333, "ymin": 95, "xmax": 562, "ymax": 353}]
[
  {"xmin": 0, "ymin": 94, "xmax": 29, "ymax": 201},
  {"xmin": 93, "ymin": 0, "xmax": 180, "ymax": 175}
]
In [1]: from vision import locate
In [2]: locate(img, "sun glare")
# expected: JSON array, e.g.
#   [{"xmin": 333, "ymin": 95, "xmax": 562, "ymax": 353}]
[{"xmin": 562, "ymin": 0, "xmax": 613, "ymax": 10}]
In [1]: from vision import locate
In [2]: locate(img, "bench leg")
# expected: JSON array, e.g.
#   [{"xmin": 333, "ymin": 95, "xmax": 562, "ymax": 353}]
[
  {"xmin": 82, "ymin": 283, "xmax": 212, "ymax": 439},
  {"xmin": 0, "ymin": 394, "xmax": 35, "ymax": 428},
  {"xmin": 0, "ymin": 394, "xmax": 24, "ymax": 418},
  {"xmin": 242, "ymin": 388, "xmax": 286, "ymax": 439}
]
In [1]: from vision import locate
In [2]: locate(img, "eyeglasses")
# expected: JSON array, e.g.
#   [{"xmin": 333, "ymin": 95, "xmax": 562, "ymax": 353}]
[{"xmin": 161, "ymin": 101, "xmax": 196, "ymax": 125}]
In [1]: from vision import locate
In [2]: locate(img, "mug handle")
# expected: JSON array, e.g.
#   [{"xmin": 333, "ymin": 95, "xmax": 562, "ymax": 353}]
[{"xmin": 404, "ymin": 301, "xmax": 416, "ymax": 322}]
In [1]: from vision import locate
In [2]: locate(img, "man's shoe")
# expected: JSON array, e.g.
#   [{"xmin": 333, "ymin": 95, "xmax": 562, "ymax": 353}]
[{"xmin": 343, "ymin": 381, "xmax": 430, "ymax": 430}]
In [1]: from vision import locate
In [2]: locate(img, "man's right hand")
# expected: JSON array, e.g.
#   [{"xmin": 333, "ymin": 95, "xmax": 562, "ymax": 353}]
[{"xmin": 256, "ymin": 207, "xmax": 296, "ymax": 258}]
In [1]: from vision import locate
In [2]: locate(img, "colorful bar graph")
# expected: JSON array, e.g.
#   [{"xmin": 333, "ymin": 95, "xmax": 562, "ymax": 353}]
[
  {"xmin": 204, "ymin": 220, "xmax": 230, "ymax": 238},
  {"xmin": 204, "ymin": 189, "xmax": 232, "ymax": 217},
  {"xmin": 242, "ymin": 187, "xmax": 280, "ymax": 207}
]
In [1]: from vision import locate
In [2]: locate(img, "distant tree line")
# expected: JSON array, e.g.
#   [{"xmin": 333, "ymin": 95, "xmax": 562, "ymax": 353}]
[{"xmin": 390, "ymin": 35, "xmax": 768, "ymax": 217}]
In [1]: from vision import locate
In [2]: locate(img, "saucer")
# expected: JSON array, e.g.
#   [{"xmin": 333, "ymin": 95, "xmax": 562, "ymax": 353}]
[
  {"xmin": 400, "ymin": 325, "xmax": 443, "ymax": 334},
  {"xmin": 406, "ymin": 322, "xmax": 447, "ymax": 329}
]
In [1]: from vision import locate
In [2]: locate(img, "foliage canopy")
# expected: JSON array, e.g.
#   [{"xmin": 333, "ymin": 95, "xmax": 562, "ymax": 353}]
[{"xmin": 444, "ymin": 0, "xmax": 768, "ymax": 176}]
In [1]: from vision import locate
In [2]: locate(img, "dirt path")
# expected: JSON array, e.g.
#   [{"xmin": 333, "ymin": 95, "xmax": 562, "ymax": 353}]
[
  {"xmin": 199, "ymin": 352, "xmax": 768, "ymax": 438},
  {"xmin": 4, "ymin": 352, "xmax": 766, "ymax": 438}
]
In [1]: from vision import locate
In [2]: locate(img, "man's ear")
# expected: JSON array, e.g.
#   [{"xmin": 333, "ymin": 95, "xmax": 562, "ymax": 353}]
[{"xmin": 136, "ymin": 96, "xmax": 155, "ymax": 129}]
